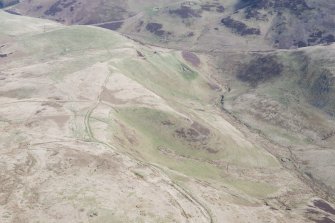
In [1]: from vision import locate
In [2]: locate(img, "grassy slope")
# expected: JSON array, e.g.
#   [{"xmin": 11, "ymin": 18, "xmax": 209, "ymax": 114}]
[
  {"xmin": 0, "ymin": 11, "xmax": 320, "ymax": 222},
  {"xmin": 6, "ymin": 0, "xmax": 335, "ymax": 53},
  {"xmin": 1, "ymin": 10, "xmax": 279, "ymax": 194},
  {"xmin": 220, "ymin": 45, "xmax": 335, "ymax": 200}
]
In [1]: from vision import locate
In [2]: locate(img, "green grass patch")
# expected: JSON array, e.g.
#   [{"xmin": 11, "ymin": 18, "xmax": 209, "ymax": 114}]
[
  {"xmin": 111, "ymin": 106, "xmax": 278, "ymax": 183},
  {"xmin": 112, "ymin": 51, "xmax": 212, "ymax": 106},
  {"xmin": 180, "ymin": 63, "xmax": 198, "ymax": 80},
  {"xmin": 112, "ymin": 107, "xmax": 224, "ymax": 180},
  {"xmin": 20, "ymin": 25, "xmax": 128, "ymax": 59},
  {"xmin": 226, "ymin": 178, "xmax": 278, "ymax": 198}
]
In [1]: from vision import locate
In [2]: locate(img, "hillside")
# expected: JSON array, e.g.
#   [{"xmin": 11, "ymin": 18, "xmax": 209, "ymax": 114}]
[
  {"xmin": 214, "ymin": 45, "xmax": 335, "ymax": 200},
  {"xmin": 8, "ymin": 0, "xmax": 335, "ymax": 50},
  {"xmin": 2, "ymin": 1, "xmax": 335, "ymax": 222},
  {"xmin": 2, "ymin": 10, "xmax": 335, "ymax": 223},
  {"xmin": 7, "ymin": 0, "xmax": 181, "ymax": 24}
]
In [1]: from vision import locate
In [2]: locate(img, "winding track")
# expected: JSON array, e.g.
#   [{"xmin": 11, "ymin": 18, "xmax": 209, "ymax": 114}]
[{"xmin": 83, "ymin": 69, "xmax": 214, "ymax": 223}]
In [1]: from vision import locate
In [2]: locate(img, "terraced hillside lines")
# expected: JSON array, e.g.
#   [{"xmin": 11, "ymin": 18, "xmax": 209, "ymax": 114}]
[
  {"xmin": 155, "ymin": 166, "xmax": 214, "ymax": 223},
  {"xmin": 85, "ymin": 115, "xmax": 213, "ymax": 222},
  {"xmin": 75, "ymin": 62, "xmax": 214, "ymax": 222},
  {"xmin": 85, "ymin": 68, "xmax": 111, "ymax": 141},
  {"xmin": 84, "ymin": 123, "xmax": 214, "ymax": 223},
  {"xmin": 1, "ymin": 10, "xmax": 333, "ymax": 223},
  {"xmin": 78, "ymin": 62, "xmax": 213, "ymax": 221}
]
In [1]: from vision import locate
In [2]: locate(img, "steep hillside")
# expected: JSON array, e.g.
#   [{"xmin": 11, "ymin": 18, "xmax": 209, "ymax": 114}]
[
  {"xmin": 216, "ymin": 45, "xmax": 335, "ymax": 202},
  {"xmin": 8, "ymin": 0, "xmax": 335, "ymax": 50},
  {"xmin": 234, "ymin": 0, "xmax": 335, "ymax": 48},
  {"xmin": 7, "ymin": 0, "xmax": 181, "ymax": 24},
  {"xmin": 2, "ymin": 11, "xmax": 334, "ymax": 222}
]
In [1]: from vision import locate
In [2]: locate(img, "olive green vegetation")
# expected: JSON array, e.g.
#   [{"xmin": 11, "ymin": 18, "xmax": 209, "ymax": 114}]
[
  {"xmin": 0, "ymin": 11, "xmax": 280, "ymax": 201},
  {"xmin": 104, "ymin": 107, "xmax": 278, "ymax": 197},
  {"xmin": 112, "ymin": 107, "xmax": 223, "ymax": 180},
  {"xmin": 112, "ymin": 51, "xmax": 207, "ymax": 103}
]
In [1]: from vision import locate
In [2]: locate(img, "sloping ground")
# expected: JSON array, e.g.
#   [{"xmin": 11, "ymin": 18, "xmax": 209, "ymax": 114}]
[
  {"xmin": 218, "ymin": 44, "xmax": 335, "ymax": 206},
  {"xmin": 7, "ymin": 0, "xmax": 181, "ymax": 24},
  {"xmin": 234, "ymin": 0, "xmax": 335, "ymax": 48},
  {"xmin": 119, "ymin": 0, "xmax": 335, "ymax": 50},
  {"xmin": 107, "ymin": 0, "xmax": 273, "ymax": 52},
  {"xmin": 8, "ymin": 0, "xmax": 335, "ymax": 52},
  {"xmin": 9, "ymin": 0, "xmax": 131, "ymax": 24},
  {"xmin": 1, "ymin": 11, "xmax": 334, "ymax": 222}
]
